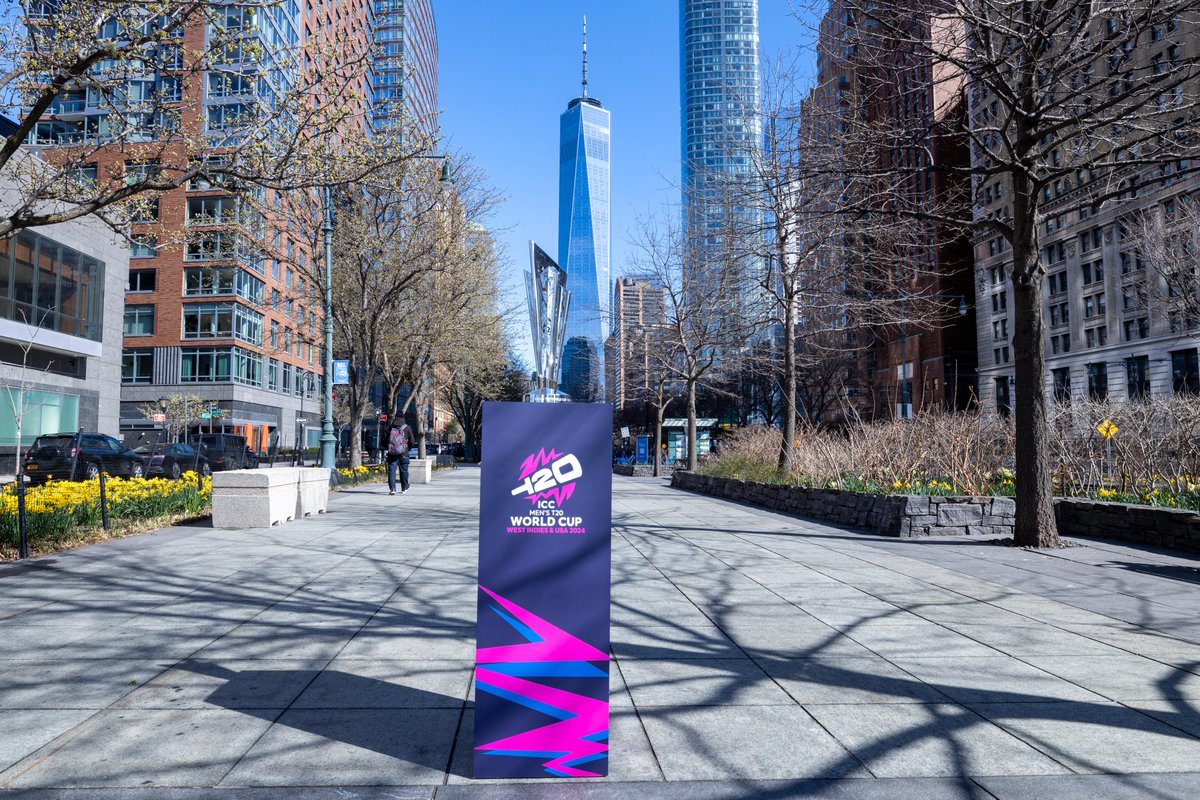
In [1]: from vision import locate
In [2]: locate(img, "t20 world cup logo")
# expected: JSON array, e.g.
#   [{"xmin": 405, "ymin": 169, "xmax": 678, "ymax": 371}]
[{"xmin": 511, "ymin": 449, "xmax": 583, "ymax": 505}]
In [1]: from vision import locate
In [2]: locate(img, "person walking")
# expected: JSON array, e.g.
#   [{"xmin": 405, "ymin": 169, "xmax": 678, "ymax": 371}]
[{"xmin": 385, "ymin": 418, "xmax": 413, "ymax": 495}]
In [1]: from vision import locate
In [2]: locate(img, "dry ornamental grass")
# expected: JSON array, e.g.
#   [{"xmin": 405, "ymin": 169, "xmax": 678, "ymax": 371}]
[{"xmin": 704, "ymin": 398, "xmax": 1200, "ymax": 510}]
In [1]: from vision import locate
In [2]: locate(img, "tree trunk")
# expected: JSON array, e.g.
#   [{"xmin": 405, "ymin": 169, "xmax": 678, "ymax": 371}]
[
  {"xmin": 1010, "ymin": 180, "xmax": 1060, "ymax": 548},
  {"xmin": 686, "ymin": 378, "xmax": 698, "ymax": 472},
  {"xmin": 778, "ymin": 287, "xmax": 797, "ymax": 473},
  {"xmin": 652, "ymin": 389, "xmax": 668, "ymax": 478},
  {"xmin": 348, "ymin": 402, "xmax": 365, "ymax": 468}
]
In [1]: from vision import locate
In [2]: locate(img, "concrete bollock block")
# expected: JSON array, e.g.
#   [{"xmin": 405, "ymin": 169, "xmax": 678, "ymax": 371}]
[
  {"xmin": 409, "ymin": 458, "xmax": 434, "ymax": 485},
  {"xmin": 296, "ymin": 467, "xmax": 332, "ymax": 517},
  {"xmin": 212, "ymin": 468, "xmax": 300, "ymax": 529}
]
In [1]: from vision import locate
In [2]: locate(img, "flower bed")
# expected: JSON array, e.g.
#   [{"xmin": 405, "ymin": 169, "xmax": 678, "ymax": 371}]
[
  {"xmin": 334, "ymin": 464, "xmax": 388, "ymax": 487},
  {"xmin": 673, "ymin": 471, "xmax": 1200, "ymax": 554},
  {"xmin": 0, "ymin": 473, "xmax": 212, "ymax": 557}
]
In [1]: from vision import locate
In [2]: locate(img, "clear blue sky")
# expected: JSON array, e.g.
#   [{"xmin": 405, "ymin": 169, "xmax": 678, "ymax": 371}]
[{"xmin": 435, "ymin": 1, "xmax": 819, "ymax": 356}]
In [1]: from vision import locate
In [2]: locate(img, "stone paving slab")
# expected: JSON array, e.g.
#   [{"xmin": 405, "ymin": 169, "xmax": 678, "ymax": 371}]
[{"xmin": 4, "ymin": 470, "xmax": 1200, "ymax": 796}]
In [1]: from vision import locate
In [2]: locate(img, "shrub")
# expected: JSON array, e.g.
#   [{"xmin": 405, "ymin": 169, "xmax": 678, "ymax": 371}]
[{"xmin": 701, "ymin": 397, "xmax": 1200, "ymax": 509}]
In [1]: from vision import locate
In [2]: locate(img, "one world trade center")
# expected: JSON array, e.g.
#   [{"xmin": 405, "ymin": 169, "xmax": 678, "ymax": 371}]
[{"xmin": 558, "ymin": 18, "xmax": 611, "ymax": 402}]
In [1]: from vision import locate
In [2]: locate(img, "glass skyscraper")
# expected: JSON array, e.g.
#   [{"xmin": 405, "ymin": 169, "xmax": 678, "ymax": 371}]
[
  {"xmin": 372, "ymin": 0, "xmax": 439, "ymax": 135},
  {"xmin": 558, "ymin": 30, "xmax": 611, "ymax": 403},
  {"xmin": 680, "ymin": 0, "xmax": 762, "ymax": 299}
]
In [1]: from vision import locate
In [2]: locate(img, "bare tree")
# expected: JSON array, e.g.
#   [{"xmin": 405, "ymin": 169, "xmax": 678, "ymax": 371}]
[
  {"xmin": 1128, "ymin": 195, "xmax": 1200, "ymax": 329},
  {"xmin": 796, "ymin": 0, "xmax": 1200, "ymax": 547},
  {"xmin": 277, "ymin": 154, "xmax": 458, "ymax": 468},
  {"xmin": 1, "ymin": 1, "xmax": 426, "ymax": 239},
  {"xmin": 380, "ymin": 220, "xmax": 506, "ymax": 459},
  {"xmin": 630, "ymin": 210, "xmax": 757, "ymax": 471},
  {"xmin": 0, "ymin": 310, "xmax": 57, "ymax": 480},
  {"xmin": 137, "ymin": 392, "xmax": 204, "ymax": 444}
]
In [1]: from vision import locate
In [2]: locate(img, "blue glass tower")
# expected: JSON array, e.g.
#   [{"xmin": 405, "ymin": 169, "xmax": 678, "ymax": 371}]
[
  {"xmin": 559, "ymin": 20, "xmax": 611, "ymax": 402},
  {"xmin": 680, "ymin": 0, "xmax": 761, "ymax": 302}
]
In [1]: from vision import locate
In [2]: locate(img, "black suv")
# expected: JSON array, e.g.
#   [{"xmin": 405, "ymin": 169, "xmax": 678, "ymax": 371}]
[
  {"xmin": 189, "ymin": 433, "xmax": 258, "ymax": 471},
  {"xmin": 23, "ymin": 433, "xmax": 146, "ymax": 483}
]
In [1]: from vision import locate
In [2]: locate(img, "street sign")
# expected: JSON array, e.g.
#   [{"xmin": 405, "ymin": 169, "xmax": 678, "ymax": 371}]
[
  {"xmin": 151, "ymin": 413, "xmax": 166, "ymax": 422},
  {"xmin": 1097, "ymin": 419, "xmax": 1119, "ymax": 439},
  {"xmin": 378, "ymin": 413, "xmax": 388, "ymax": 422},
  {"xmin": 333, "ymin": 359, "xmax": 350, "ymax": 385},
  {"xmin": 200, "ymin": 412, "xmax": 212, "ymax": 419}
]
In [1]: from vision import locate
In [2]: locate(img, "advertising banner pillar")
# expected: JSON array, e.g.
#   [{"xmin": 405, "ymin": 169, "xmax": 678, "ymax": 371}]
[{"xmin": 474, "ymin": 401, "xmax": 612, "ymax": 779}]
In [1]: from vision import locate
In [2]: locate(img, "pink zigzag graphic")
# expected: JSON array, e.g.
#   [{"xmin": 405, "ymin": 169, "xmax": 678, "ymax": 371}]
[
  {"xmin": 475, "ymin": 668, "xmax": 608, "ymax": 778},
  {"xmin": 519, "ymin": 449, "xmax": 561, "ymax": 480},
  {"xmin": 529, "ymin": 482, "xmax": 575, "ymax": 506},
  {"xmin": 476, "ymin": 585, "xmax": 608, "ymax": 663}
]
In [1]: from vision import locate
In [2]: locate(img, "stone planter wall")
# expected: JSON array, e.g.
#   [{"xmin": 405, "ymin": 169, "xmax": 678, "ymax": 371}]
[
  {"xmin": 672, "ymin": 471, "xmax": 1200, "ymax": 553},
  {"xmin": 671, "ymin": 471, "xmax": 1012, "ymax": 537},
  {"xmin": 614, "ymin": 463, "xmax": 676, "ymax": 478},
  {"xmin": 1054, "ymin": 500, "xmax": 1200, "ymax": 553}
]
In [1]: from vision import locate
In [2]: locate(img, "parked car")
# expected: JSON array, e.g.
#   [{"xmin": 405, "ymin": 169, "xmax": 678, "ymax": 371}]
[
  {"xmin": 136, "ymin": 443, "xmax": 211, "ymax": 479},
  {"xmin": 22, "ymin": 433, "xmax": 146, "ymax": 483},
  {"xmin": 189, "ymin": 434, "xmax": 258, "ymax": 471}
]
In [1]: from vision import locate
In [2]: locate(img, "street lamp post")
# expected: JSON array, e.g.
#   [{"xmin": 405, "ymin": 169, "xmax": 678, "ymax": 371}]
[
  {"xmin": 320, "ymin": 187, "xmax": 337, "ymax": 475},
  {"xmin": 318, "ymin": 154, "xmax": 452, "ymax": 477}
]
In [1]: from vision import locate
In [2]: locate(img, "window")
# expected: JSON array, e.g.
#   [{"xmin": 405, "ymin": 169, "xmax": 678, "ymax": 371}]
[
  {"xmin": 1124, "ymin": 317, "xmax": 1149, "ymax": 341},
  {"xmin": 187, "ymin": 196, "xmax": 239, "ymax": 225},
  {"xmin": 4, "ymin": 228, "xmax": 105, "ymax": 341},
  {"xmin": 128, "ymin": 268, "xmax": 156, "ymax": 293},
  {"xmin": 1048, "ymin": 272, "xmax": 1068, "ymax": 295},
  {"xmin": 991, "ymin": 291, "xmax": 1007, "ymax": 313},
  {"xmin": 1052, "ymin": 333, "xmax": 1071, "ymax": 354},
  {"xmin": 992, "ymin": 319, "xmax": 1008, "ymax": 340},
  {"xmin": 267, "ymin": 358, "xmax": 280, "ymax": 392},
  {"xmin": 1053, "ymin": 368, "xmax": 1072, "ymax": 402},
  {"xmin": 1083, "ymin": 293, "xmax": 1107, "ymax": 318},
  {"xmin": 995, "ymin": 377, "xmax": 1011, "ymax": 417},
  {"xmin": 181, "ymin": 302, "xmax": 263, "ymax": 345},
  {"xmin": 1126, "ymin": 355, "xmax": 1150, "ymax": 399},
  {"xmin": 1084, "ymin": 326, "xmax": 1108, "ymax": 348},
  {"xmin": 181, "ymin": 347, "xmax": 231, "ymax": 382},
  {"xmin": 1120, "ymin": 252, "xmax": 1144, "ymax": 274},
  {"xmin": 1171, "ymin": 348, "xmax": 1199, "ymax": 394},
  {"xmin": 122, "ymin": 348, "xmax": 153, "ymax": 384},
  {"xmin": 1087, "ymin": 363, "xmax": 1108, "ymax": 400},
  {"xmin": 130, "ymin": 198, "xmax": 159, "ymax": 223},
  {"xmin": 1081, "ymin": 260, "xmax": 1104, "ymax": 285},
  {"xmin": 123, "ymin": 305, "xmax": 154, "ymax": 336},
  {"xmin": 184, "ymin": 266, "xmax": 264, "ymax": 302},
  {"xmin": 993, "ymin": 347, "xmax": 1010, "ymax": 365},
  {"xmin": 1050, "ymin": 302, "xmax": 1070, "ymax": 326},
  {"xmin": 130, "ymin": 235, "xmax": 158, "ymax": 258}
]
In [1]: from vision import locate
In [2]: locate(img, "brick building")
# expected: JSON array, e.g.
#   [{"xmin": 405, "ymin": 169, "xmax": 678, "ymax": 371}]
[{"xmin": 21, "ymin": 3, "xmax": 378, "ymax": 451}]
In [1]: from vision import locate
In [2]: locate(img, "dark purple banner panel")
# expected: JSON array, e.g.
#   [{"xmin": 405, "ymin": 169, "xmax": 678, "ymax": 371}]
[{"xmin": 474, "ymin": 401, "xmax": 612, "ymax": 779}]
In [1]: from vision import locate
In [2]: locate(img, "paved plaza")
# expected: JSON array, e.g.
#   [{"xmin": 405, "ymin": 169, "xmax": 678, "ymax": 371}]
[{"xmin": 2, "ymin": 468, "xmax": 1200, "ymax": 798}]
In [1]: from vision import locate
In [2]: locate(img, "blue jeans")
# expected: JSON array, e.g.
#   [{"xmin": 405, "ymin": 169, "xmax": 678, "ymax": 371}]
[{"xmin": 387, "ymin": 455, "xmax": 409, "ymax": 492}]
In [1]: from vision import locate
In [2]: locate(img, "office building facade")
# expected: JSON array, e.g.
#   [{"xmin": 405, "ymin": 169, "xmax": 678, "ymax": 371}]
[
  {"xmin": 0, "ymin": 153, "xmax": 128, "ymax": 468},
  {"xmin": 972, "ymin": 13, "xmax": 1200, "ymax": 412},
  {"xmin": 21, "ymin": 2, "xmax": 376, "ymax": 450},
  {"xmin": 679, "ymin": 0, "xmax": 762, "ymax": 301},
  {"xmin": 372, "ymin": 0, "xmax": 439, "ymax": 135},
  {"xmin": 610, "ymin": 276, "xmax": 667, "ymax": 411},
  {"xmin": 558, "ymin": 28, "xmax": 612, "ymax": 403}
]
